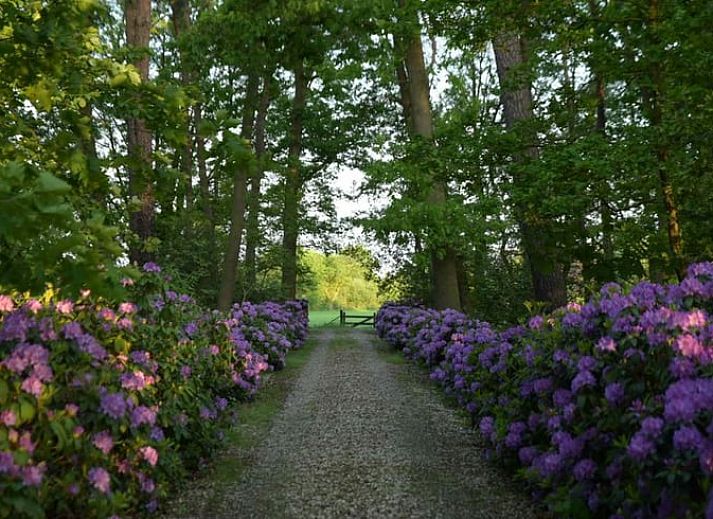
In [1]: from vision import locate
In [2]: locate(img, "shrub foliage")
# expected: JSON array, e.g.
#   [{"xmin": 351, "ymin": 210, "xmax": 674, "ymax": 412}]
[
  {"xmin": 377, "ymin": 263, "xmax": 713, "ymax": 518},
  {"xmin": 0, "ymin": 264, "xmax": 308, "ymax": 518}
]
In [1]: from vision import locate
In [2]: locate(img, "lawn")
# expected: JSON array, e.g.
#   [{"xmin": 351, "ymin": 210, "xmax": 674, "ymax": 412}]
[{"xmin": 308, "ymin": 308, "xmax": 378, "ymax": 328}]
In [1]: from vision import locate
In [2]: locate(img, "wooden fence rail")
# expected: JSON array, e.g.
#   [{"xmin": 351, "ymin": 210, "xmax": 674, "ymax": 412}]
[{"xmin": 339, "ymin": 310, "xmax": 376, "ymax": 328}]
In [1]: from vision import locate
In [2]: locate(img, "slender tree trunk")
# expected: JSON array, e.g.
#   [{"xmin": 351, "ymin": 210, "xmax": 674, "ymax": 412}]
[
  {"xmin": 392, "ymin": 34, "xmax": 413, "ymax": 135},
  {"xmin": 493, "ymin": 32, "xmax": 567, "ymax": 308},
  {"xmin": 563, "ymin": 46, "xmax": 595, "ymax": 282},
  {"xmin": 646, "ymin": 0, "xmax": 684, "ymax": 280},
  {"xmin": 244, "ymin": 72, "xmax": 273, "ymax": 293},
  {"xmin": 595, "ymin": 75, "xmax": 615, "ymax": 273},
  {"xmin": 171, "ymin": 0, "xmax": 194, "ymax": 213},
  {"xmin": 218, "ymin": 74, "xmax": 260, "ymax": 311},
  {"xmin": 125, "ymin": 0, "xmax": 154, "ymax": 265},
  {"xmin": 281, "ymin": 60, "xmax": 307, "ymax": 301},
  {"xmin": 586, "ymin": 0, "xmax": 615, "ymax": 282},
  {"xmin": 400, "ymin": 3, "xmax": 461, "ymax": 311},
  {"xmin": 79, "ymin": 103, "xmax": 105, "ymax": 205},
  {"xmin": 194, "ymin": 105, "xmax": 213, "ymax": 226},
  {"xmin": 456, "ymin": 255, "xmax": 472, "ymax": 313}
]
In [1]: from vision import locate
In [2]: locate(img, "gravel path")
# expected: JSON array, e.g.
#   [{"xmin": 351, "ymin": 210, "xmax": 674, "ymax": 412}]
[{"xmin": 202, "ymin": 328, "xmax": 536, "ymax": 519}]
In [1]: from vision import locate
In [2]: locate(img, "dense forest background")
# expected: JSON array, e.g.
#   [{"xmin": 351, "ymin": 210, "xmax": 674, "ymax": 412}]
[{"xmin": 2, "ymin": 0, "xmax": 712, "ymax": 323}]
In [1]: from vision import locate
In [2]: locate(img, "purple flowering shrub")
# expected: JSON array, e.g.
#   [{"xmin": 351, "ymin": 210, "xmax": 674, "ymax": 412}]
[
  {"xmin": 376, "ymin": 263, "xmax": 713, "ymax": 518},
  {"xmin": 0, "ymin": 264, "xmax": 308, "ymax": 517},
  {"xmin": 228, "ymin": 300, "xmax": 308, "ymax": 371}
]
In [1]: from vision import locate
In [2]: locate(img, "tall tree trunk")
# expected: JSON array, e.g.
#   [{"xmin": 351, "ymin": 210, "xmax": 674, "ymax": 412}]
[
  {"xmin": 595, "ymin": 74, "xmax": 615, "ymax": 275},
  {"xmin": 125, "ymin": 0, "xmax": 154, "ymax": 266},
  {"xmin": 456, "ymin": 255, "xmax": 472, "ymax": 313},
  {"xmin": 244, "ymin": 72, "xmax": 273, "ymax": 293},
  {"xmin": 647, "ymin": 0, "xmax": 684, "ymax": 280},
  {"xmin": 194, "ymin": 105, "xmax": 213, "ymax": 228},
  {"xmin": 401, "ymin": 3, "xmax": 462, "ymax": 311},
  {"xmin": 493, "ymin": 32, "xmax": 567, "ymax": 309},
  {"xmin": 392, "ymin": 34, "xmax": 413, "ymax": 135},
  {"xmin": 171, "ymin": 0, "xmax": 194, "ymax": 213},
  {"xmin": 586, "ymin": 0, "xmax": 615, "ymax": 282},
  {"xmin": 218, "ymin": 73, "xmax": 260, "ymax": 311},
  {"xmin": 281, "ymin": 60, "xmax": 307, "ymax": 301},
  {"xmin": 79, "ymin": 103, "xmax": 106, "ymax": 206}
]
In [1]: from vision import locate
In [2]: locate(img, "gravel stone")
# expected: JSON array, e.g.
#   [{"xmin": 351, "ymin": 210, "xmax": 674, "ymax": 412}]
[{"xmin": 170, "ymin": 328, "xmax": 538, "ymax": 519}]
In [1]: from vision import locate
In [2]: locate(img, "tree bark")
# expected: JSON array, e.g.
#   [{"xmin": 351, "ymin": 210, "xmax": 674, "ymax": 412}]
[
  {"xmin": 456, "ymin": 255, "xmax": 472, "ymax": 313},
  {"xmin": 492, "ymin": 31, "xmax": 567, "ymax": 309},
  {"xmin": 79, "ymin": 103, "xmax": 105, "ymax": 205},
  {"xmin": 392, "ymin": 34, "xmax": 413, "ymax": 135},
  {"xmin": 170, "ymin": 0, "xmax": 194, "ymax": 212},
  {"xmin": 400, "ymin": 3, "xmax": 462, "ymax": 311},
  {"xmin": 592, "ymin": 72, "xmax": 618, "ymax": 283},
  {"xmin": 125, "ymin": 0, "xmax": 154, "ymax": 266},
  {"xmin": 194, "ymin": 105, "xmax": 213, "ymax": 226},
  {"xmin": 647, "ymin": 0, "xmax": 685, "ymax": 280},
  {"xmin": 218, "ymin": 73, "xmax": 260, "ymax": 311},
  {"xmin": 243, "ymin": 72, "xmax": 273, "ymax": 293},
  {"xmin": 585, "ymin": 0, "xmax": 614, "ymax": 283},
  {"xmin": 281, "ymin": 60, "xmax": 307, "ymax": 301}
]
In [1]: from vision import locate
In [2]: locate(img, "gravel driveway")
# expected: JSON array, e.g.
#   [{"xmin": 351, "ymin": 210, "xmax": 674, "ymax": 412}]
[{"xmin": 204, "ymin": 328, "xmax": 536, "ymax": 519}]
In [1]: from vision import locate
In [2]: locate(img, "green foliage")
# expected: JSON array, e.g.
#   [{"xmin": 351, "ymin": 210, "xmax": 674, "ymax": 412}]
[
  {"xmin": 299, "ymin": 249, "xmax": 382, "ymax": 310},
  {"xmin": 1, "ymin": 0, "xmax": 712, "ymax": 329},
  {"xmin": 0, "ymin": 162, "xmax": 123, "ymax": 297},
  {"xmin": 0, "ymin": 0, "xmax": 128, "ymax": 297},
  {"xmin": 0, "ymin": 268, "xmax": 307, "ymax": 516}
]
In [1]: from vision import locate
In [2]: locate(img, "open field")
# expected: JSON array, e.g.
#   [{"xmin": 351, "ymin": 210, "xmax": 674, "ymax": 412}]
[{"xmin": 308, "ymin": 308, "xmax": 378, "ymax": 327}]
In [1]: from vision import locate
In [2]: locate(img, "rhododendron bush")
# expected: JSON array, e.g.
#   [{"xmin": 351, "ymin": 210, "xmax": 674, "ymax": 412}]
[
  {"xmin": 0, "ymin": 264, "xmax": 307, "ymax": 518},
  {"xmin": 376, "ymin": 263, "xmax": 713, "ymax": 518}
]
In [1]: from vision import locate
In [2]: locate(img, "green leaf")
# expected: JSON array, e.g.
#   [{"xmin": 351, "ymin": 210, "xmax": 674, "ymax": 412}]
[
  {"xmin": 0, "ymin": 379, "xmax": 8, "ymax": 404},
  {"xmin": 50, "ymin": 421, "xmax": 68, "ymax": 450},
  {"xmin": 35, "ymin": 171, "xmax": 71, "ymax": 194},
  {"xmin": 18, "ymin": 398, "xmax": 36, "ymax": 424},
  {"xmin": 24, "ymin": 81, "xmax": 53, "ymax": 111},
  {"xmin": 5, "ymin": 496, "xmax": 45, "ymax": 519}
]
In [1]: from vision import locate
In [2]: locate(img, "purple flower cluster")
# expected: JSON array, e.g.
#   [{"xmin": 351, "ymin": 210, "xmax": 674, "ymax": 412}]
[
  {"xmin": 1, "ymin": 342, "xmax": 53, "ymax": 397},
  {"xmin": 0, "ymin": 265, "xmax": 309, "ymax": 517},
  {"xmin": 376, "ymin": 262, "xmax": 713, "ymax": 517}
]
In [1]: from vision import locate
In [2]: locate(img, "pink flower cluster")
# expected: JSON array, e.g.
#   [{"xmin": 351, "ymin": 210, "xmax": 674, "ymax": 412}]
[{"xmin": 0, "ymin": 264, "xmax": 309, "ymax": 517}]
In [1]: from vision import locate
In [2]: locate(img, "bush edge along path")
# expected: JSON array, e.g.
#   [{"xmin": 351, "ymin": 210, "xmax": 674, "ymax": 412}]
[
  {"xmin": 376, "ymin": 262, "xmax": 713, "ymax": 518},
  {"xmin": 201, "ymin": 328, "xmax": 537, "ymax": 518},
  {"xmin": 0, "ymin": 263, "xmax": 308, "ymax": 518},
  {"xmin": 161, "ymin": 333, "xmax": 319, "ymax": 518}
]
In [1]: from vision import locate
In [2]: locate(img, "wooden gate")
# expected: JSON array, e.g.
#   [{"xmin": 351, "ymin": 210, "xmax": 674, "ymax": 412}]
[{"xmin": 339, "ymin": 310, "xmax": 376, "ymax": 328}]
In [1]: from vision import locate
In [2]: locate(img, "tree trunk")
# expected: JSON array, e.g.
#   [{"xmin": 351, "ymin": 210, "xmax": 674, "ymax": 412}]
[
  {"xmin": 392, "ymin": 34, "xmax": 413, "ymax": 135},
  {"xmin": 218, "ymin": 73, "xmax": 260, "ymax": 311},
  {"xmin": 170, "ymin": 0, "xmax": 194, "ymax": 213},
  {"xmin": 194, "ymin": 105, "xmax": 213, "ymax": 227},
  {"xmin": 456, "ymin": 255, "xmax": 472, "ymax": 313},
  {"xmin": 281, "ymin": 60, "xmax": 307, "ymax": 301},
  {"xmin": 647, "ymin": 0, "xmax": 685, "ymax": 280},
  {"xmin": 125, "ymin": 0, "xmax": 154, "ymax": 266},
  {"xmin": 244, "ymin": 72, "xmax": 273, "ymax": 293},
  {"xmin": 595, "ymin": 74, "xmax": 615, "ymax": 274},
  {"xmin": 79, "ymin": 103, "xmax": 105, "ymax": 205},
  {"xmin": 401, "ymin": 3, "xmax": 462, "ymax": 311},
  {"xmin": 586, "ymin": 0, "xmax": 614, "ymax": 283},
  {"xmin": 492, "ymin": 31, "xmax": 567, "ymax": 309}
]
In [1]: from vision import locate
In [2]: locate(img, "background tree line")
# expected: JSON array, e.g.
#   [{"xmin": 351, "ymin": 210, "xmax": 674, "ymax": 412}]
[{"xmin": 1, "ymin": 0, "xmax": 712, "ymax": 324}]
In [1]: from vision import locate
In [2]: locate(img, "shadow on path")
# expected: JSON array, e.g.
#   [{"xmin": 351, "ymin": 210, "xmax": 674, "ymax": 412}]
[{"xmin": 169, "ymin": 328, "xmax": 538, "ymax": 519}]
